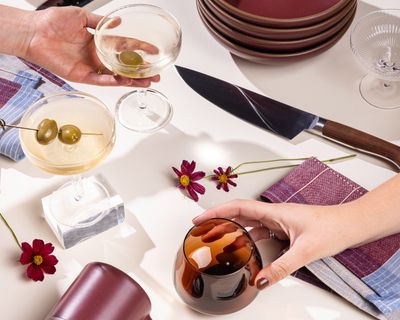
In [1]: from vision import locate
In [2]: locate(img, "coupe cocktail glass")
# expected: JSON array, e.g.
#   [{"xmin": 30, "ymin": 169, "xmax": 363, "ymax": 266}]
[
  {"xmin": 19, "ymin": 91, "xmax": 120, "ymax": 248},
  {"xmin": 95, "ymin": 4, "xmax": 182, "ymax": 132},
  {"xmin": 350, "ymin": 9, "xmax": 400, "ymax": 109}
]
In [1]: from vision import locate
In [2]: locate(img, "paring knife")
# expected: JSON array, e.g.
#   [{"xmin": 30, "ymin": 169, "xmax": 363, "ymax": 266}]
[{"xmin": 176, "ymin": 65, "xmax": 400, "ymax": 170}]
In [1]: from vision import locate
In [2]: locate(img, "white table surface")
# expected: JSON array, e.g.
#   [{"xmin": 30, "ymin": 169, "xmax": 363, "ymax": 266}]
[{"xmin": 0, "ymin": 0, "xmax": 399, "ymax": 319}]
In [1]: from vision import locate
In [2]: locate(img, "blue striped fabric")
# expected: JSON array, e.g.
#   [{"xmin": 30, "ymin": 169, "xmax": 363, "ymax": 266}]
[
  {"xmin": 363, "ymin": 250, "xmax": 400, "ymax": 313},
  {"xmin": 0, "ymin": 55, "xmax": 74, "ymax": 161}
]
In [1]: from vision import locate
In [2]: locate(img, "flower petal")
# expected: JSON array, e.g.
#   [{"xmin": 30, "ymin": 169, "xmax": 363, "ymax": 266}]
[
  {"xmin": 229, "ymin": 174, "xmax": 238, "ymax": 179},
  {"xmin": 218, "ymin": 167, "xmax": 224, "ymax": 174},
  {"xmin": 226, "ymin": 166, "xmax": 233, "ymax": 174},
  {"xmin": 191, "ymin": 182, "xmax": 205, "ymax": 194},
  {"xmin": 187, "ymin": 161, "xmax": 196, "ymax": 174},
  {"xmin": 210, "ymin": 176, "xmax": 218, "ymax": 181},
  {"xmin": 227, "ymin": 180, "xmax": 237, "ymax": 187},
  {"xmin": 172, "ymin": 167, "xmax": 182, "ymax": 177},
  {"xmin": 20, "ymin": 251, "xmax": 33, "ymax": 265},
  {"xmin": 216, "ymin": 183, "xmax": 222, "ymax": 190},
  {"xmin": 223, "ymin": 184, "xmax": 229, "ymax": 192},
  {"xmin": 43, "ymin": 254, "xmax": 58, "ymax": 267},
  {"xmin": 21, "ymin": 242, "xmax": 33, "ymax": 254},
  {"xmin": 27, "ymin": 264, "xmax": 44, "ymax": 281},
  {"xmin": 181, "ymin": 161, "xmax": 189, "ymax": 175},
  {"xmin": 191, "ymin": 171, "xmax": 205, "ymax": 181},
  {"xmin": 41, "ymin": 264, "xmax": 56, "ymax": 274},
  {"xmin": 40, "ymin": 243, "xmax": 55, "ymax": 256},
  {"xmin": 187, "ymin": 186, "xmax": 199, "ymax": 202},
  {"xmin": 32, "ymin": 239, "xmax": 44, "ymax": 254}
]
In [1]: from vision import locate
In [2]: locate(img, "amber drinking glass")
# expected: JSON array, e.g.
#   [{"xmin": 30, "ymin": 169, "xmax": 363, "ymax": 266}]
[{"xmin": 174, "ymin": 218, "xmax": 262, "ymax": 315}]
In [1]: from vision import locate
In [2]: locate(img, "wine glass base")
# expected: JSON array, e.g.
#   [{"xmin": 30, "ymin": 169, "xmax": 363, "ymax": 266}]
[
  {"xmin": 42, "ymin": 175, "xmax": 125, "ymax": 249},
  {"xmin": 116, "ymin": 88, "xmax": 173, "ymax": 133},
  {"xmin": 359, "ymin": 74, "xmax": 400, "ymax": 110}
]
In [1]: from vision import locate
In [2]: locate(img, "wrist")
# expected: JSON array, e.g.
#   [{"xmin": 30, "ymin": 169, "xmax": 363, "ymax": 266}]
[{"xmin": 0, "ymin": 6, "xmax": 35, "ymax": 58}]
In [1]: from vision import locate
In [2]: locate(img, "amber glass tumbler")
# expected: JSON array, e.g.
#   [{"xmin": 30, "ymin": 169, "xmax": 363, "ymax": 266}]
[{"xmin": 174, "ymin": 218, "xmax": 262, "ymax": 315}]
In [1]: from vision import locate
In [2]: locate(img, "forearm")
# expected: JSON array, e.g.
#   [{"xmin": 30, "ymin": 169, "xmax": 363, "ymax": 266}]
[
  {"xmin": 342, "ymin": 173, "xmax": 400, "ymax": 245},
  {"xmin": 0, "ymin": 5, "xmax": 34, "ymax": 58}
]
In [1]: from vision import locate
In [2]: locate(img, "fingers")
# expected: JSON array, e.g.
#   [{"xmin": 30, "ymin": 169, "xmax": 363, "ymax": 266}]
[
  {"xmin": 83, "ymin": 72, "xmax": 160, "ymax": 87},
  {"xmin": 104, "ymin": 35, "xmax": 159, "ymax": 54},
  {"xmin": 255, "ymin": 245, "xmax": 308, "ymax": 290},
  {"xmin": 248, "ymin": 227, "xmax": 271, "ymax": 242},
  {"xmin": 193, "ymin": 199, "xmax": 275, "ymax": 225},
  {"xmin": 201, "ymin": 222, "xmax": 238, "ymax": 242},
  {"xmin": 86, "ymin": 11, "xmax": 103, "ymax": 29}
]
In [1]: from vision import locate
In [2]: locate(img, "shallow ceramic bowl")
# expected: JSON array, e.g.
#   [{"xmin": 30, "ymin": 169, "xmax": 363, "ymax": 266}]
[
  {"xmin": 199, "ymin": 0, "xmax": 356, "ymax": 52},
  {"xmin": 204, "ymin": 0, "xmax": 356, "ymax": 40},
  {"xmin": 213, "ymin": 0, "xmax": 353, "ymax": 28},
  {"xmin": 197, "ymin": 3, "xmax": 356, "ymax": 63}
]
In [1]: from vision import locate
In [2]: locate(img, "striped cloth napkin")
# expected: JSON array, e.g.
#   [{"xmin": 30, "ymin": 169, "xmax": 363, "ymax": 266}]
[
  {"xmin": 0, "ymin": 54, "xmax": 73, "ymax": 161},
  {"xmin": 260, "ymin": 157, "xmax": 400, "ymax": 320}
]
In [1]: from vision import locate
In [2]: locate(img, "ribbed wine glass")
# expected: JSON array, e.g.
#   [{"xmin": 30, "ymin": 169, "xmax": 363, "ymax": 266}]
[{"xmin": 350, "ymin": 9, "xmax": 400, "ymax": 109}]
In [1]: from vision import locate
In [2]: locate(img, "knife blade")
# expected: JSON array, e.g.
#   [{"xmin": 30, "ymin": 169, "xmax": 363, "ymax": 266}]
[{"xmin": 176, "ymin": 65, "xmax": 400, "ymax": 170}]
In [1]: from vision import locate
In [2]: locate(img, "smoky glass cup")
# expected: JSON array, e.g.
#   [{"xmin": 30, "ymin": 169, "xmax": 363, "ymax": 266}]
[{"xmin": 174, "ymin": 218, "xmax": 262, "ymax": 315}]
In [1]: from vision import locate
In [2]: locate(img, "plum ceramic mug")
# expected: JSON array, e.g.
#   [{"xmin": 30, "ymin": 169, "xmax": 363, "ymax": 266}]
[{"xmin": 46, "ymin": 262, "xmax": 152, "ymax": 320}]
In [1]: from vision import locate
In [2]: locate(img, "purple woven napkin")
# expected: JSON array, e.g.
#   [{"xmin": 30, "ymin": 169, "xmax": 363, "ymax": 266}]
[
  {"xmin": 0, "ymin": 54, "xmax": 74, "ymax": 161},
  {"xmin": 260, "ymin": 157, "xmax": 400, "ymax": 320}
]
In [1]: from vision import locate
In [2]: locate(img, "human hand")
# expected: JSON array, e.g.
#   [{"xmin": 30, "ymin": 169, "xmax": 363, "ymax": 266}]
[
  {"xmin": 193, "ymin": 199, "xmax": 368, "ymax": 290},
  {"xmin": 25, "ymin": 7, "xmax": 160, "ymax": 86}
]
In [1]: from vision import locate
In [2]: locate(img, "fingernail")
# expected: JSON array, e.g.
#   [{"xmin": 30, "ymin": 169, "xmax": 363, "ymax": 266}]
[{"xmin": 256, "ymin": 278, "xmax": 269, "ymax": 290}]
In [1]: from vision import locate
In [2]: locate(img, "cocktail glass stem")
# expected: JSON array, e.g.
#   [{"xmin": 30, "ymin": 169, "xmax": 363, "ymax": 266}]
[
  {"xmin": 72, "ymin": 174, "xmax": 85, "ymax": 201},
  {"xmin": 136, "ymin": 89, "xmax": 153, "ymax": 116}
]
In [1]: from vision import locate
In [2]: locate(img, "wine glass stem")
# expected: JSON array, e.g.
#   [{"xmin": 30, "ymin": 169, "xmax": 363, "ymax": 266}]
[
  {"xmin": 137, "ymin": 89, "xmax": 152, "ymax": 114},
  {"xmin": 72, "ymin": 174, "xmax": 85, "ymax": 201}
]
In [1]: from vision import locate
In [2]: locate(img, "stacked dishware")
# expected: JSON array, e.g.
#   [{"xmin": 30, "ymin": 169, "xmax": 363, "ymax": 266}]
[{"xmin": 196, "ymin": 0, "xmax": 357, "ymax": 63}]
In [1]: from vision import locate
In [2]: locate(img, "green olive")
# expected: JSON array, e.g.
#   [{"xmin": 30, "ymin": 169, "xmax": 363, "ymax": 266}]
[
  {"xmin": 58, "ymin": 124, "xmax": 82, "ymax": 145},
  {"xmin": 36, "ymin": 119, "xmax": 58, "ymax": 145},
  {"xmin": 118, "ymin": 50, "xmax": 144, "ymax": 66}
]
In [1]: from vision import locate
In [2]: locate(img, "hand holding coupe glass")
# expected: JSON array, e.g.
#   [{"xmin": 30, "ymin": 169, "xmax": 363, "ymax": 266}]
[{"xmin": 95, "ymin": 4, "xmax": 182, "ymax": 132}]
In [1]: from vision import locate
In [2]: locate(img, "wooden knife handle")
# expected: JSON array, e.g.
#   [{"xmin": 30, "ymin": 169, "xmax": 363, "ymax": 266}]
[{"xmin": 322, "ymin": 120, "xmax": 400, "ymax": 169}]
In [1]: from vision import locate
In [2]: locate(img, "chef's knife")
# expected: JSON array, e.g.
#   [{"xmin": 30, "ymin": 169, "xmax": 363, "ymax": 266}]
[{"xmin": 176, "ymin": 65, "xmax": 400, "ymax": 170}]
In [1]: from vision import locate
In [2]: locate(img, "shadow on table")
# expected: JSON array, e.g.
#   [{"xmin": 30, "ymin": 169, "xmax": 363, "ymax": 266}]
[{"xmin": 100, "ymin": 123, "xmax": 291, "ymax": 209}]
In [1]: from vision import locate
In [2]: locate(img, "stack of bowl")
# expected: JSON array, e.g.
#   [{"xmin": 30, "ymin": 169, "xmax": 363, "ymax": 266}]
[{"xmin": 197, "ymin": 0, "xmax": 357, "ymax": 63}]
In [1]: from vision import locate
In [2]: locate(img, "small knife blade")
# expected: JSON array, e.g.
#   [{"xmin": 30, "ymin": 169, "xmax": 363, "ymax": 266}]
[{"xmin": 176, "ymin": 65, "xmax": 400, "ymax": 170}]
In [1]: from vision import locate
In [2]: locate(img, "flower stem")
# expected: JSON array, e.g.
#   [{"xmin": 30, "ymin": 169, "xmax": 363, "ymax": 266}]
[
  {"xmin": 235, "ymin": 154, "xmax": 356, "ymax": 176},
  {"xmin": 0, "ymin": 212, "xmax": 22, "ymax": 249},
  {"xmin": 232, "ymin": 156, "xmax": 311, "ymax": 172}
]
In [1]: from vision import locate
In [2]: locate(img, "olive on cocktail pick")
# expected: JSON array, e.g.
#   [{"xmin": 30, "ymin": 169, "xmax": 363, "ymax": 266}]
[
  {"xmin": 118, "ymin": 50, "xmax": 144, "ymax": 66},
  {"xmin": 36, "ymin": 119, "xmax": 58, "ymax": 145},
  {"xmin": 58, "ymin": 124, "xmax": 82, "ymax": 145}
]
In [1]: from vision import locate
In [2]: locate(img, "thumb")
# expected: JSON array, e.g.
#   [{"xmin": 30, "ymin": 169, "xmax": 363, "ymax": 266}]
[{"xmin": 255, "ymin": 246, "xmax": 308, "ymax": 290}]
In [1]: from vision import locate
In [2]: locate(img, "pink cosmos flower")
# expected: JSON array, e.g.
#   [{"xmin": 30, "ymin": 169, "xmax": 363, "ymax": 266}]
[
  {"xmin": 211, "ymin": 166, "xmax": 238, "ymax": 192},
  {"xmin": 172, "ymin": 160, "xmax": 206, "ymax": 201},
  {"xmin": 20, "ymin": 239, "xmax": 58, "ymax": 282}
]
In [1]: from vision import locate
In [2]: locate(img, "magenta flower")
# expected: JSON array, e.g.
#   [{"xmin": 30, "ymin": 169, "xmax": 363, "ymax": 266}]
[
  {"xmin": 211, "ymin": 166, "xmax": 238, "ymax": 192},
  {"xmin": 20, "ymin": 239, "xmax": 58, "ymax": 282},
  {"xmin": 172, "ymin": 160, "xmax": 206, "ymax": 201}
]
